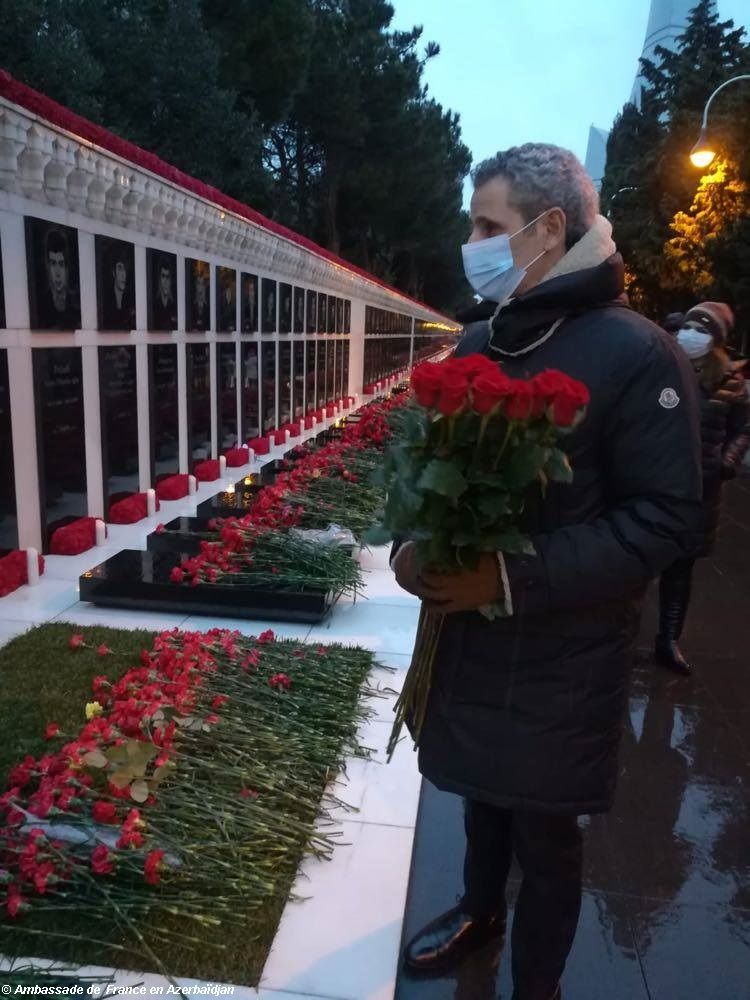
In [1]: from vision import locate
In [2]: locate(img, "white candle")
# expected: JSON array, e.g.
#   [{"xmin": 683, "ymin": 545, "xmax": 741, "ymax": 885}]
[
  {"xmin": 247, "ymin": 447, "xmax": 255, "ymax": 464},
  {"xmin": 26, "ymin": 548, "xmax": 40, "ymax": 586},
  {"xmin": 146, "ymin": 488, "xmax": 156, "ymax": 516},
  {"xmin": 219, "ymin": 455, "xmax": 227, "ymax": 476},
  {"xmin": 95, "ymin": 519, "xmax": 106, "ymax": 546},
  {"xmin": 284, "ymin": 429, "xmax": 291, "ymax": 443},
  {"xmin": 188, "ymin": 475, "xmax": 197, "ymax": 496}
]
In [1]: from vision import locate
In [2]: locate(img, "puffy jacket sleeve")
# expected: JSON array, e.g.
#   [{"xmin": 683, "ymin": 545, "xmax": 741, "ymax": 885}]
[
  {"xmin": 503, "ymin": 339, "xmax": 703, "ymax": 616},
  {"xmin": 722, "ymin": 373, "xmax": 750, "ymax": 476}
]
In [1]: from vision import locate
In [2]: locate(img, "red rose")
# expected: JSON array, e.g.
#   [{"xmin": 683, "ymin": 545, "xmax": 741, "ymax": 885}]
[
  {"xmin": 471, "ymin": 369, "xmax": 513, "ymax": 415},
  {"xmin": 531, "ymin": 370, "xmax": 571, "ymax": 401},
  {"xmin": 437, "ymin": 372, "xmax": 470, "ymax": 416},
  {"xmin": 504, "ymin": 380, "xmax": 538, "ymax": 422},
  {"xmin": 550, "ymin": 381, "xmax": 590, "ymax": 427},
  {"xmin": 411, "ymin": 362, "xmax": 444, "ymax": 409},
  {"xmin": 92, "ymin": 801, "xmax": 118, "ymax": 825},
  {"xmin": 449, "ymin": 354, "xmax": 499, "ymax": 382}
]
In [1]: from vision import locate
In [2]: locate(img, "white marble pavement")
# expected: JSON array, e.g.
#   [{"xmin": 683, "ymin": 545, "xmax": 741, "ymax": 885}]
[{"xmin": 0, "ymin": 406, "xmax": 422, "ymax": 1000}]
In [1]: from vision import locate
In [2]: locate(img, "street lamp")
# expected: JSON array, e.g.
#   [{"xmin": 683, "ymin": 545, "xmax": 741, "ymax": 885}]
[{"xmin": 690, "ymin": 74, "xmax": 750, "ymax": 168}]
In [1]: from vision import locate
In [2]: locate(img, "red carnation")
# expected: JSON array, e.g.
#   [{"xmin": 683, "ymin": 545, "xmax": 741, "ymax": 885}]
[
  {"xmin": 257, "ymin": 629, "xmax": 275, "ymax": 644},
  {"xmin": 6, "ymin": 886, "xmax": 24, "ymax": 919},
  {"xmin": 69, "ymin": 634, "xmax": 85, "ymax": 650},
  {"xmin": 97, "ymin": 644, "xmax": 112, "ymax": 657},
  {"xmin": 411, "ymin": 362, "xmax": 444, "ymax": 409},
  {"xmin": 269, "ymin": 672, "xmax": 292, "ymax": 691},
  {"xmin": 472, "ymin": 369, "xmax": 513, "ymax": 415},
  {"xmin": 169, "ymin": 567, "xmax": 184, "ymax": 584},
  {"xmin": 92, "ymin": 801, "xmax": 118, "ymax": 825},
  {"xmin": 44, "ymin": 723, "xmax": 60, "ymax": 741},
  {"xmin": 144, "ymin": 849, "xmax": 166, "ymax": 885},
  {"xmin": 91, "ymin": 844, "xmax": 115, "ymax": 876}
]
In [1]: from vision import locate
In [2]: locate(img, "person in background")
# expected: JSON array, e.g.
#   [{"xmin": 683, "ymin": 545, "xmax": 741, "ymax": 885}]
[
  {"xmin": 655, "ymin": 302, "xmax": 750, "ymax": 675},
  {"xmin": 663, "ymin": 312, "xmax": 685, "ymax": 334}
]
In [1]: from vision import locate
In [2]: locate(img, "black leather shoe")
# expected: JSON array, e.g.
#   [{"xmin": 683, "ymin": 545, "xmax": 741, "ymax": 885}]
[
  {"xmin": 654, "ymin": 637, "xmax": 692, "ymax": 676},
  {"xmin": 404, "ymin": 902, "xmax": 506, "ymax": 974}
]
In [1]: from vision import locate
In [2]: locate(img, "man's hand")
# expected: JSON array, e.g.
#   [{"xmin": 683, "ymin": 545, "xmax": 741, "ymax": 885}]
[
  {"xmin": 417, "ymin": 553, "xmax": 503, "ymax": 614},
  {"xmin": 392, "ymin": 541, "xmax": 421, "ymax": 596}
]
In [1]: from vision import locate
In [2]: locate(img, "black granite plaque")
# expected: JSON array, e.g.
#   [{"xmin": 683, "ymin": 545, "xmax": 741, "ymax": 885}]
[
  {"xmin": 315, "ymin": 340, "xmax": 325, "ymax": 408},
  {"xmin": 344, "ymin": 299, "xmax": 351, "ymax": 334},
  {"xmin": 318, "ymin": 293, "xmax": 328, "ymax": 335},
  {"xmin": 306, "ymin": 340, "xmax": 316, "ymax": 414},
  {"xmin": 241, "ymin": 272, "xmax": 259, "ymax": 333},
  {"xmin": 99, "ymin": 345, "xmax": 138, "ymax": 516},
  {"xmin": 293, "ymin": 340, "xmax": 305, "ymax": 418},
  {"xmin": 328, "ymin": 295, "xmax": 337, "ymax": 336},
  {"xmin": 33, "ymin": 347, "xmax": 87, "ymax": 549},
  {"xmin": 149, "ymin": 344, "xmax": 179, "ymax": 481},
  {"xmin": 260, "ymin": 340, "xmax": 277, "ymax": 432},
  {"xmin": 343, "ymin": 339, "xmax": 350, "ymax": 397},
  {"xmin": 336, "ymin": 298, "xmax": 344, "ymax": 335},
  {"xmin": 185, "ymin": 258, "xmax": 211, "ymax": 332},
  {"xmin": 187, "ymin": 343, "xmax": 211, "ymax": 469},
  {"xmin": 26, "ymin": 218, "xmax": 81, "ymax": 331},
  {"xmin": 217, "ymin": 342, "xmax": 238, "ymax": 450},
  {"xmin": 293, "ymin": 287, "xmax": 305, "ymax": 334},
  {"xmin": 306, "ymin": 290, "xmax": 318, "ymax": 334},
  {"xmin": 261, "ymin": 278, "xmax": 277, "ymax": 333},
  {"xmin": 96, "ymin": 236, "xmax": 136, "ymax": 331},
  {"xmin": 148, "ymin": 250, "xmax": 178, "ymax": 331},
  {"xmin": 195, "ymin": 473, "xmax": 263, "ymax": 517},
  {"xmin": 327, "ymin": 338, "xmax": 336, "ymax": 404},
  {"xmin": 0, "ymin": 231, "xmax": 5, "ymax": 330},
  {"xmin": 279, "ymin": 282, "xmax": 292, "ymax": 334},
  {"xmin": 241, "ymin": 342, "xmax": 260, "ymax": 441},
  {"xmin": 279, "ymin": 341, "xmax": 292, "ymax": 425},
  {"xmin": 334, "ymin": 340, "xmax": 343, "ymax": 400},
  {"xmin": 0, "ymin": 349, "xmax": 17, "ymax": 551},
  {"xmin": 216, "ymin": 266, "xmax": 237, "ymax": 333},
  {"xmin": 79, "ymin": 548, "xmax": 336, "ymax": 622}
]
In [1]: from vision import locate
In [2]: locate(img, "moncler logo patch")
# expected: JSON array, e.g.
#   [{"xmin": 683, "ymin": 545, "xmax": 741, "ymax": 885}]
[{"xmin": 659, "ymin": 388, "xmax": 680, "ymax": 409}]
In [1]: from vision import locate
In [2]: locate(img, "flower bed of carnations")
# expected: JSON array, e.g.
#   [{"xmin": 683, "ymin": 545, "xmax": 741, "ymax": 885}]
[
  {"xmin": 162, "ymin": 397, "xmax": 404, "ymax": 591},
  {"xmin": 0, "ymin": 622, "xmax": 380, "ymax": 985}
]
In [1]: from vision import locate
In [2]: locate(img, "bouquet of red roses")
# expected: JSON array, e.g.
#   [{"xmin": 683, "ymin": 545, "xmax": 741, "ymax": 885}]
[{"xmin": 367, "ymin": 353, "xmax": 590, "ymax": 759}]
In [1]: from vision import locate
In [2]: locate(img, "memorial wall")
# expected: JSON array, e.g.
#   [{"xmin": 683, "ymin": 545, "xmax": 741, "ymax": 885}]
[{"xmin": 0, "ymin": 75, "xmax": 458, "ymax": 553}]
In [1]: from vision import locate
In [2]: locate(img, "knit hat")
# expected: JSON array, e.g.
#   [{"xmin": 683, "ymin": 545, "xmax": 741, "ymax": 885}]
[{"xmin": 684, "ymin": 302, "xmax": 734, "ymax": 346}]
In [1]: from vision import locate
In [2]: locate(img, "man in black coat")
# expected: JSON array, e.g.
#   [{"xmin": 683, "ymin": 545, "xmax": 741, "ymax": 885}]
[{"xmin": 392, "ymin": 144, "xmax": 702, "ymax": 1000}]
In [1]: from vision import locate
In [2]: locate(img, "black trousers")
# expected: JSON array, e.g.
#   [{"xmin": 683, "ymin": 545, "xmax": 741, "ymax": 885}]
[{"xmin": 463, "ymin": 798, "xmax": 583, "ymax": 996}]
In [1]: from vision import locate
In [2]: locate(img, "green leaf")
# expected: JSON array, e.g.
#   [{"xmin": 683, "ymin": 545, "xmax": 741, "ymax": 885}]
[
  {"xmin": 484, "ymin": 529, "xmax": 536, "ymax": 555},
  {"xmin": 467, "ymin": 470, "xmax": 507, "ymax": 489},
  {"xmin": 476, "ymin": 492, "xmax": 511, "ymax": 519},
  {"xmin": 417, "ymin": 459, "xmax": 467, "ymax": 498},
  {"xmin": 545, "ymin": 448, "xmax": 573, "ymax": 484},
  {"xmin": 363, "ymin": 523, "xmax": 394, "ymax": 546},
  {"xmin": 451, "ymin": 530, "xmax": 481, "ymax": 547},
  {"xmin": 503, "ymin": 445, "xmax": 550, "ymax": 490}
]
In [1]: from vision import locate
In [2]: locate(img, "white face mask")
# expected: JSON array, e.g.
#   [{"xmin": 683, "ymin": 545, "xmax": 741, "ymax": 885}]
[
  {"xmin": 676, "ymin": 327, "xmax": 714, "ymax": 360},
  {"xmin": 461, "ymin": 211, "xmax": 548, "ymax": 303}
]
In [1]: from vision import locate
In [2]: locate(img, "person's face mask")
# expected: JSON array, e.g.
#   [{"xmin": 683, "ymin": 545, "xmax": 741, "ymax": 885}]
[
  {"xmin": 676, "ymin": 326, "xmax": 714, "ymax": 360},
  {"xmin": 461, "ymin": 211, "xmax": 548, "ymax": 303}
]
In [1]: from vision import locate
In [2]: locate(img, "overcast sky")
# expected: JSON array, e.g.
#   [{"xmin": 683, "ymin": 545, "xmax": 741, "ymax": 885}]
[{"xmin": 390, "ymin": 0, "xmax": 748, "ymax": 205}]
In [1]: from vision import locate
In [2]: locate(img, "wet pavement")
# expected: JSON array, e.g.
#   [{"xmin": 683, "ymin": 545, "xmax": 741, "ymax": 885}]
[{"xmin": 395, "ymin": 476, "xmax": 750, "ymax": 1000}]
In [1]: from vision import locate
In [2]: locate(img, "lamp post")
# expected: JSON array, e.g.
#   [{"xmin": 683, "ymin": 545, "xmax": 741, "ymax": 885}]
[
  {"xmin": 606, "ymin": 186, "xmax": 639, "ymax": 219},
  {"xmin": 690, "ymin": 74, "xmax": 750, "ymax": 168}
]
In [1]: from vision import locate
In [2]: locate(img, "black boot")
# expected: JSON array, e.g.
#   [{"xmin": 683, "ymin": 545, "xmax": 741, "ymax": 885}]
[
  {"xmin": 404, "ymin": 901, "xmax": 507, "ymax": 974},
  {"xmin": 654, "ymin": 560, "xmax": 694, "ymax": 676}
]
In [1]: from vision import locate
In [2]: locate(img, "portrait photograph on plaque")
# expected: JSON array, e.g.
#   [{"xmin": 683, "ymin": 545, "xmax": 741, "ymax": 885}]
[
  {"xmin": 148, "ymin": 249, "xmax": 178, "ymax": 331},
  {"xmin": 344, "ymin": 299, "xmax": 351, "ymax": 334},
  {"xmin": 279, "ymin": 282, "xmax": 292, "ymax": 334},
  {"xmin": 149, "ymin": 344, "xmax": 179, "ymax": 480},
  {"xmin": 99, "ymin": 345, "xmax": 139, "ymax": 515},
  {"xmin": 0, "ymin": 350, "xmax": 17, "ymax": 551},
  {"xmin": 185, "ymin": 258, "xmax": 211, "ymax": 332},
  {"xmin": 279, "ymin": 341, "xmax": 292, "ymax": 425},
  {"xmin": 0, "ymin": 232, "xmax": 5, "ymax": 330},
  {"xmin": 26, "ymin": 217, "xmax": 81, "ymax": 331},
  {"xmin": 316, "ymin": 340, "xmax": 326, "ymax": 408},
  {"xmin": 318, "ymin": 293, "xmax": 328, "ymax": 335},
  {"xmin": 293, "ymin": 287, "xmax": 305, "ymax": 334},
  {"xmin": 293, "ymin": 340, "xmax": 305, "ymax": 418},
  {"xmin": 96, "ymin": 236, "xmax": 136, "ymax": 332},
  {"xmin": 306, "ymin": 289, "xmax": 317, "ymax": 334},
  {"xmin": 217, "ymin": 342, "xmax": 238, "ymax": 450},
  {"xmin": 32, "ymin": 347, "xmax": 87, "ymax": 548},
  {"xmin": 242, "ymin": 342, "xmax": 260, "ymax": 440},
  {"xmin": 328, "ymin": 295, "xmax": 337, "ymax": 335},
  {"xmin": 241, "ymin": 272, "xmax": 259, "ymax": 333},
  {"xmin": 260, "ymin": 341, "xmax": 277, "ymax": 432},
  {"xmin": 336, "ymin": 298, "xmax": 344, "ymax": 334},
  {"xmin": 261, "ymin": 278, "xmax": 277, "ymax": 333},
  {"xmin": 216, "ymin": 266, "xmax": 237, "ymax": 333},
  {"xmin": 305, "ymin": 340, "xmax": 316, "ymax": 414},
  {"xmin": 187, "ymin": 343, "xmax": 212, "ymax": 468}
]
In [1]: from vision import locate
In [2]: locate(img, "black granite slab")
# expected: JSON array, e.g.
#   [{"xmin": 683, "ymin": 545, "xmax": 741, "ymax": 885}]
[
  {"xmin": 79, "ymin": 549, "xmax": 337, "ymax": 622},
  {"xmin": 147, "ymin": 516, "xmax": 216, "ymax": 554},
  {"xmin": 195, "ymin": 476, "xmax": 265, "ymax": 518}
]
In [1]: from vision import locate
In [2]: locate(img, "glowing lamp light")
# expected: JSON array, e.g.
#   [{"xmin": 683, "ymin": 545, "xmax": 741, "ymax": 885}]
[{"xmin": 690, "ymin": 129, "xmax": 716, "ymax": 168}]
